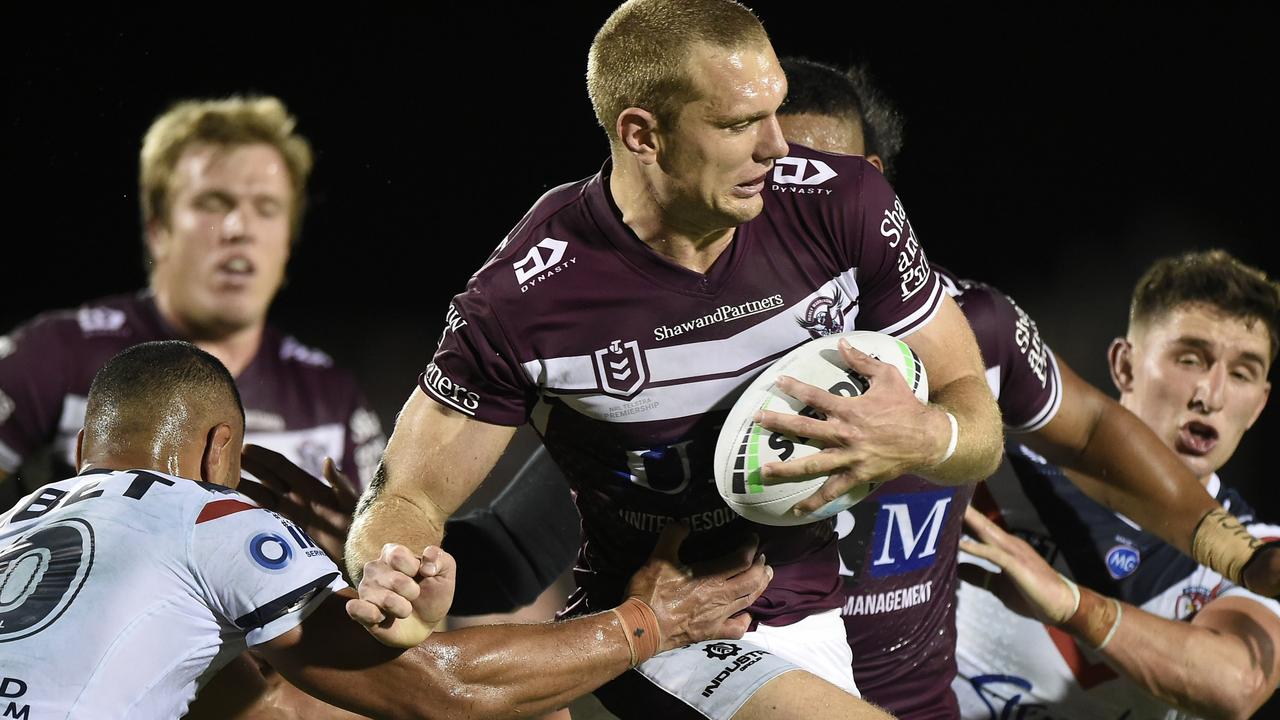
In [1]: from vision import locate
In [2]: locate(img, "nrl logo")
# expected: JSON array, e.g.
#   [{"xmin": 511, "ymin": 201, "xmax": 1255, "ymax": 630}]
[{"xmin": 593, "ymin": 339, "xmax": 648, "ymax": 400}]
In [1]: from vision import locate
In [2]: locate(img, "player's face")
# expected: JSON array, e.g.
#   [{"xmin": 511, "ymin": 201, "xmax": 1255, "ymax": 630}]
[
  {"xmin": 657, "ymin": 42, "xmax": 789, "ymax": 229},
  {"xmin": 778, "ymin": 112, "xmax": 864, "ymax": 156},
  {"xmin": 1120, "ymin": 304, "xmax": 1271, "ymax": 481},
  {"xmin": 148, "ymin": 143, "xmax": 293, "ymax": 337},
  {"xmin": 778, "ymin": 110, "xmax": 885, "ymax": 173}
]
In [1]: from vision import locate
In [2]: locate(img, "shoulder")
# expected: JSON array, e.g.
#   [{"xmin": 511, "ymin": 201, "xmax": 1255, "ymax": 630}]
[
  {"xmin": 464, "ymin": 175, "xmax": 597, "ymax": 299},
  {"xmin": 5, "ymin": 292, "xmax": 157, "ymax": 346},
  {"xmin": 764, "ymin": 144, "xmax": 878, "ymax": 208}
]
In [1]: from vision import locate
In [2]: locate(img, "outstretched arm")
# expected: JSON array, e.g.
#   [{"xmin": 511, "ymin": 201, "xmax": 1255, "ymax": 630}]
[
  {"xmin": 262, "ymin": 524, "xmax": 772, "ymax": 720},
  {"xmin": 961, "ymin": 507, "xmax": 1280, "ymax": 720}
]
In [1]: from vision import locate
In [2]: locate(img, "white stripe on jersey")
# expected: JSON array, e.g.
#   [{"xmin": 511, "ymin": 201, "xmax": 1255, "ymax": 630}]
[
  {"xmin": 877, "ymin": 275, "xmax": 944, "ymax": 338},
  {"xmin": 519, "ymin": 268, "xmax": 942, "ymax": 425},
  {"xmin": 1007, "ymin": 349, "xmax": 1063, "ymax": 433}
]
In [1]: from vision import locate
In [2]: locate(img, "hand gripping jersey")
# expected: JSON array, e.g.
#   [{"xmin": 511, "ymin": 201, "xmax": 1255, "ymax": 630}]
[
  {"xmin": 0, "ymin": 292, "xmax": 386, "ymax": 494},
  {"xmin": 834, "ymin": 268, "xmax": 1063, "ymax": 719},
  {"xmin": 953, "ymin": 450, "xmax": 1280, "ymax": 720},
  {"xmin": 0, "ymin": 470, "xmax": 347, "ymax": 719},
  {"xmin": 425, "ymin": 147, "xmax": 943, "ymax": 628}
]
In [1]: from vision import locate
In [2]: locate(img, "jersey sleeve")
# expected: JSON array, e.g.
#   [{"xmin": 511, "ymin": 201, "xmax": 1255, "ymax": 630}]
[
  {"xmin": 188, "ymin": 497, "xmax": 349, "ymax": 646},
  {"xmin": 0, "ymin": 315, "xmax": 73, "ymax": 472},
  {"xmin": 420, "ymin": 292, "xmax": 534, "ymax": 426},
  {"xmin": 843, "ymin": 165, "xmax": 944, "ymax": 339},
  {"xmin": 955, "ymin": 280, "xmax": 1063, "ymax": 432}
]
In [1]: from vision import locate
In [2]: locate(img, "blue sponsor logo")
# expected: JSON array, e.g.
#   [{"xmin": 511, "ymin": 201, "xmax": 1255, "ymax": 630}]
[
  {"xmin": 1105, "ymin": 544, "xmax": 1140, "ymax": 579},
  {"xmin": 869, "ymin": 489, "xmax": 956, "ymax": 578},
  {"xmin": 247, "ymin": 532, "xmax": 294, "ymax": 572}
]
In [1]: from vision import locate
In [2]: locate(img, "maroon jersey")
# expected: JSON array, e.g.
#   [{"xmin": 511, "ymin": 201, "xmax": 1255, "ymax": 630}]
[
  {"xmin": 0, "ymin": 292, "xmax": 384, "ymax": 493},
  {"xmin": 839, "ymin": 266, "xmax": 1062, "ymax": 718},
  {"xmin": 425, "ymin": 146, "xmax": 943, "ymax": 625}
]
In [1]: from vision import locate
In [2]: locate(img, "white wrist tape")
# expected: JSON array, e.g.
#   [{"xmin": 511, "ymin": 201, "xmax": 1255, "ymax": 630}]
[{"xmin": 939, "ymin": 411, "xmax": 959, "ymax": 464}]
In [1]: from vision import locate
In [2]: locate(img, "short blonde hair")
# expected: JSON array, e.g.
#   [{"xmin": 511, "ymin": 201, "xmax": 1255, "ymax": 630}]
[
  {"xmin": 587, "ymin": 0, "xmax": 768, "ymax": 143},
  {"xmin": 140, "ymin": 96, "xmax": 313, "ymax": 240}
]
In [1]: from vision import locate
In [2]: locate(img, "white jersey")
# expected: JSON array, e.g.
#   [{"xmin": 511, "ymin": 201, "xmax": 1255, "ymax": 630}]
[
  {"xmin": 0, "ymin": 469, "xmax": 347, "ymax": 719},
  {"xmin": 954, "ymin": 450, "xmax": 1280, "ymax": 720}
]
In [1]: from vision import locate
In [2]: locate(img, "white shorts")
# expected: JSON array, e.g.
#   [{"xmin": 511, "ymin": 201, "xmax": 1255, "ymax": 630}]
[{"xmin": 571, "ymin": 609, "xmax": 858, "ymax": 719}]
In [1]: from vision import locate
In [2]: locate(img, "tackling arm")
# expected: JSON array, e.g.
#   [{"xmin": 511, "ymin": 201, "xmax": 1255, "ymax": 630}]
[{"xmin": 345, "ymin": 389, "xmax": 517, "ymax": 583}]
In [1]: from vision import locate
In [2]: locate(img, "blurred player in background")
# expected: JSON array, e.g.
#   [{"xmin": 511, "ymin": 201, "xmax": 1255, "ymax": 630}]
[
  {"xmin": 0, "ymin": 95, "xmax": 385, "ymax": 507},
  {"xmin": 956, "ymin": 250, "xmax": 1280, "ymax": 719}
]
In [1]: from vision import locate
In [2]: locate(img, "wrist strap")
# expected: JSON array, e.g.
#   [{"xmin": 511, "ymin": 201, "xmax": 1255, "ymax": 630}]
[
  {"xmin": 610, "ymin": 597, "xmax": 661, "ymax": 667},
  {"xmin": 1060, "ymin": 583, "xmax": 1122, "ymax": 650},
  {"xmin": 938, "ymin": 411, "xmax": 959, "ymax": 464},
  {"xmin": 1192, "ymin": 507, "xmax": 1262, "ymax": 586}
]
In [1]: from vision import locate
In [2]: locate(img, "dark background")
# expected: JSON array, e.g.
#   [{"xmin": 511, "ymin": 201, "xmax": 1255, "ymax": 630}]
[{"xmin": 4, "ymin": 7, "xmax": 1276, "ymax": 540}]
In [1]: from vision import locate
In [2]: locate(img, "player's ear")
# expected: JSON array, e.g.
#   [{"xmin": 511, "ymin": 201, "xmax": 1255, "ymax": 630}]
[
  {"xmin": 145, "ymin": 220, "xmax": 170, "ymax": 264},
  {"xmin": 1245, "ymin": 381, "xmax": 1270, "ymax": 430},
  {"xmin": 74, "ymin": 428, "xmax": 85, "ymax": 471},
  {"xmin": 200, "ymin": 423, "xmax": 238, "ymax": 488},
  {"xmin": 617, "ymin": 107, "xmax": 660, "ymax": 165},
  {"xmin": 1108, "ymin": 337, "xmax": 1135, "ymax": 393},
  {"xmin": 866, "ymin": 154, "xmax": 886, "ymax": 175}
]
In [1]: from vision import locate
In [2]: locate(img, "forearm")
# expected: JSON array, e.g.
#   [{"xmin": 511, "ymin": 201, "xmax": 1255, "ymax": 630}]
[
  {"xmin": 919, "ymin": 373, "xmax": 1003, "ymax": 485},
  {"xmin": 1060, "ymin": 400, "xmax": 1216, "ymax": 557},
  {"xmin": 408, "ymin": 613, "xmax": 633, "ymax": 719},
  {"xmin": 346, "ymin": 464, "xmax": 449, "ymax": 582},
  {"xmin": 1078, "ymin": 598, "xmax": 1273, "ymax": 719}
]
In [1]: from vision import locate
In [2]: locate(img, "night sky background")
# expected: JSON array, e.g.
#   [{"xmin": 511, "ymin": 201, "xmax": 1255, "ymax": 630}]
[{"xmin": 4, "ymin": 4, "xmax": 1278, "ymax": 690}]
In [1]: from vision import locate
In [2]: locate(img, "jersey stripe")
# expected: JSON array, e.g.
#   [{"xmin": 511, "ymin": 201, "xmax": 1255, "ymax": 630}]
[
  {"xmin": 234, "ymin": 571, "xmax": 340, "ymax": 631},
  {"xmin": 195, "ymin": 499, "xmax": 256, "ymax": 524}
]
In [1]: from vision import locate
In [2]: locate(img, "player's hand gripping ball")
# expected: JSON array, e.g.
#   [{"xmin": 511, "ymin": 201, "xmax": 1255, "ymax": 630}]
[{"xmin": 714, "ymin": 330, "xmax": 928, "ymax": 526}]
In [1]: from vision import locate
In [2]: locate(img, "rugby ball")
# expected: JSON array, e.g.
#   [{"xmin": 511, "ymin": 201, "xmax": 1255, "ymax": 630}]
[{"xmin": 714, "ymin": 331, "xmax": 928, "ymax": 527}]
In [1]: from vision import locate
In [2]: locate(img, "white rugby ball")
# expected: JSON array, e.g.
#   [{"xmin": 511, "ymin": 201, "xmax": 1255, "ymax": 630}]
[{"xmin": 714, "ymin": 330, "xmax": 928, "ymax": 527}]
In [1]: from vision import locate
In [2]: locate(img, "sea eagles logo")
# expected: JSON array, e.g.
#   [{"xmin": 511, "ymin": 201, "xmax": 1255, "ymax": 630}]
[
  {"xmin": 796, "ymin": 287, "xmax": 847, "ymax": 338},
  {"xmin": 593, "ymin": 340, "xmax": 648, "ymax": 399}
]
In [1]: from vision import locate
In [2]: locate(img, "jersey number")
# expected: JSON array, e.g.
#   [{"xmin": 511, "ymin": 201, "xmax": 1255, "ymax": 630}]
[{"xmin": 0, "ymin": 517, "xmax": 95, "ymax": 642}]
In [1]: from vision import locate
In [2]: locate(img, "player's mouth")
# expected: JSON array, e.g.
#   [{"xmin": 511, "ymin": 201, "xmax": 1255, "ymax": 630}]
[
  {"xmin": 215, "ymin": 256, "xmax": 256, "ymax": 287},
  {"xmin": 732, "ymin": 172, "xmax": 768, "ymax": 198},
  {"xmin": 1176, "ymin": 421, "xmax": 1219, "ymax": 456}
]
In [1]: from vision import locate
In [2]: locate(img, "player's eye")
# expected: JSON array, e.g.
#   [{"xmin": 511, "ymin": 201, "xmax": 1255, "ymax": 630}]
[
  {"xmin": 193, "ymin": 193, "xmax": 233, "ymax": 213},
  {"xmin": 255, "ymin": 198, "xmax": 283, "ymax": 218},
  {"xmin": 1175, "ymin": 353, "xmax": 1204, "ymax": 368}
]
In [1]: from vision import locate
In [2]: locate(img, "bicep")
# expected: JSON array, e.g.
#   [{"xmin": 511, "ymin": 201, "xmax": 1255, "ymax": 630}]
[
  {"xmin": 904, "ymin": 295, "xmax": 987, "ymax": 392},
  {"xmin": 1193, "ymin": 595, "xmax": 1280, "ymax": 689},
  {"xmin": 1022, "ymin": 356, "xmax": 1103, "ymax": 461},
  {"xmin": 376, "ymin": 388, "xmax": 518, "ymax": 520}
]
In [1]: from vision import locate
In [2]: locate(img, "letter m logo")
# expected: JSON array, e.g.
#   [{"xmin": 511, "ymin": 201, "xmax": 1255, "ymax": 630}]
[{"xmin": 869, "ymin": 489, "xmax": 955, "ymax": 578}]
